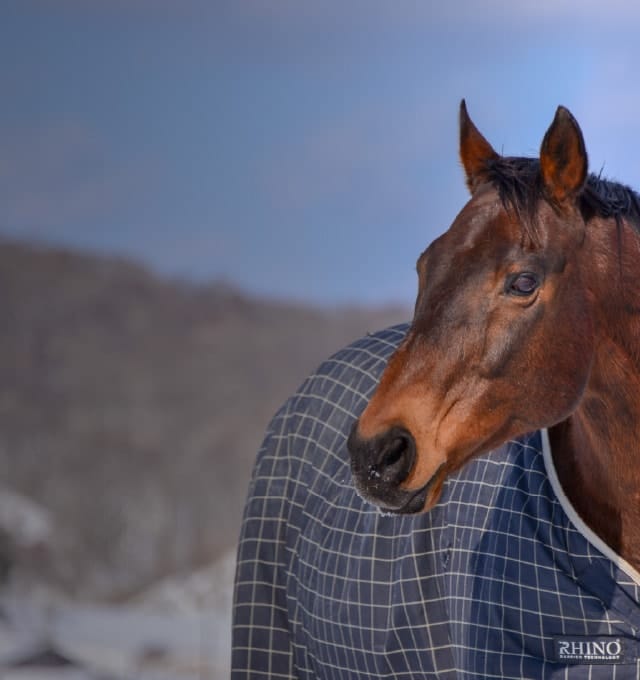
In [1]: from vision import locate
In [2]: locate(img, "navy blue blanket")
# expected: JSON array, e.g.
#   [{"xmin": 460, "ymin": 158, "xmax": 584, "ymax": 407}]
[{"xmin": 232, "ymin": 325, "xmax": 640, "ymax": 678}]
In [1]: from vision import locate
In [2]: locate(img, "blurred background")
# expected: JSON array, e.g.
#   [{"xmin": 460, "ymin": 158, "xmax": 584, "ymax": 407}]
[{"xmin": 2, "ymin": 1, "xmax": 640, "ymax": 678}]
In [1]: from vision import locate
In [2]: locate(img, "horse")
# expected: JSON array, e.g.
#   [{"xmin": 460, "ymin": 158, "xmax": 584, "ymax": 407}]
[{"xmin": 348, "ymin": 100, "xmax": 640, "ymax": 574}]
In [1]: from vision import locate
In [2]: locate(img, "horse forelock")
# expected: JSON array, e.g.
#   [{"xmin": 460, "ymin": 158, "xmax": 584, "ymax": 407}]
[{"xmin": 483, "ymin": 156, "xmax": 640, "ymax": 244}]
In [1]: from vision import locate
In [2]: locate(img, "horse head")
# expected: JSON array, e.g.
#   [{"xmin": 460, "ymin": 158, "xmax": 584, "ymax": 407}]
[{"xmin": 348, "ymin": 101, "xmax": 597, "ymax": 513}]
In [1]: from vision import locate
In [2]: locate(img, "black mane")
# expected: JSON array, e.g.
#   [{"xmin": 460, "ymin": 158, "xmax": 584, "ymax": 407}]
[{"xmin": 484, "ymin": 156, "xmax": 640, "ymax": 233}]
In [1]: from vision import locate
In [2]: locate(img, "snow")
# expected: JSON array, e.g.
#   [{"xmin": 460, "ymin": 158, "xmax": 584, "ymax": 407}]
[
  {"xmin": 0, "ymin": 489, "xmax": 53, "ymax": 549},
  {"xmin": 0, "ymin": 550, "xmax": 236, "ymax": 680}
]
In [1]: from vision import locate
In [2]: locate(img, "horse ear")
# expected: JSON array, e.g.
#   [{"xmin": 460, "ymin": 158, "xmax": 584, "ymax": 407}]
[
  {"xmin": 539, "ymin": 106, "xmax": 588, "ymax": 205},
  {"xmin": 459, "ymin": 100, "xmax": 499, "ymax": 193}
]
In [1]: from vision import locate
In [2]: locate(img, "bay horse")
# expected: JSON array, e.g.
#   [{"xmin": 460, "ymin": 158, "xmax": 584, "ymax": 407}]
[{"xmin": 348, "ymin": 101, "xmax": 640, "ymax": 573}]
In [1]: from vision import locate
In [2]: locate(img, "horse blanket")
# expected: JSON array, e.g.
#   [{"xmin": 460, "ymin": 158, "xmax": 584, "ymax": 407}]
[{"xmin": 232, "ymin": 325, "xmax": 640, "ymax": 679}]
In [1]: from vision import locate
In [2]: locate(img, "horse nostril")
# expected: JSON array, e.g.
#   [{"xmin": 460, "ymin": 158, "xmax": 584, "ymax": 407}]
[
  {"xmin": 382, "ymin": 437, "xmax": 406, "ymax": 468},
  {"xmin": 370, "ymin": 428, "xmax": 416, "ymax": 485}
]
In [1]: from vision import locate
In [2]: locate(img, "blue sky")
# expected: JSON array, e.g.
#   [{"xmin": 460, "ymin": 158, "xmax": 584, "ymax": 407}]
[{"xmin": 2, "ymin": 1, "xmax": 640, "ymax": 305}]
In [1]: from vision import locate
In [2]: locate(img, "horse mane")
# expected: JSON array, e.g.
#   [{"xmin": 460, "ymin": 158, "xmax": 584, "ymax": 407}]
[{"xmin": 484, "ymin": 156, "xmax": 640, "ymax": 237}]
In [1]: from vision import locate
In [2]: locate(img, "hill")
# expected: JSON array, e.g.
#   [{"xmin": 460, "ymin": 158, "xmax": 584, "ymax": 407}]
[{"xmin": 0, "ymin": 239, "xmax": 409, "ymax": 599}]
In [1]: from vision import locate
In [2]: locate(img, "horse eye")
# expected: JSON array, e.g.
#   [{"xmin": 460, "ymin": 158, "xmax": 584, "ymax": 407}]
[{"xmin": 506, "ymin": 272, "xmax": 540, "ymax": 297}]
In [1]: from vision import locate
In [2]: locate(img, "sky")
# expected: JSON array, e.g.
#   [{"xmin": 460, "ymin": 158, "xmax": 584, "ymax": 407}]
[{"xmin": 2, "ymin": 1, "xmax": 640, "ymax": 305}]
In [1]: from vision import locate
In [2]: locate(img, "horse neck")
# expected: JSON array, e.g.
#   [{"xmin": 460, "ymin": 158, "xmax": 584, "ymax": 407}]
[{"xmin": 551, "ymin": 216, "xmax": 640, "ymax": 566}]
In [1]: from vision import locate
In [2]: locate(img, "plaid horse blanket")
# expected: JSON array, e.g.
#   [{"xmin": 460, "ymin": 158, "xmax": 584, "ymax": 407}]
[{"xmin": 232, "ymin": 325, "xmax": 640, "ymax": 679}]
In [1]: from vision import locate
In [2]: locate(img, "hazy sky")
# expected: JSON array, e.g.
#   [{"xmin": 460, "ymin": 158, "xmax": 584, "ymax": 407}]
[{"xmin": 2, "ymin": 1, "xmax": 640, "ymax": 304}]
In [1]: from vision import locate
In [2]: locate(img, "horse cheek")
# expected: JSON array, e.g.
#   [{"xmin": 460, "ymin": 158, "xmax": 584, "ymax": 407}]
[{"xmin": 534, "ymin": 298, "xmax": 594, "ymax": 425}]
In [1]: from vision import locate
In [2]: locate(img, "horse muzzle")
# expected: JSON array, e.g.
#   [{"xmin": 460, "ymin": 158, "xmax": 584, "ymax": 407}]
[{"xmin": 347, "ymin": 423, "xmax": 437, "ymax": 514}]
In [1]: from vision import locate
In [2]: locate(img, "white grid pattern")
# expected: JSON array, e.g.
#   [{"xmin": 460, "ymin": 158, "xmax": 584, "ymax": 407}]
[{"xmin": 232, "ymin": 325, "xmax": 640, "ymax": 678}]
